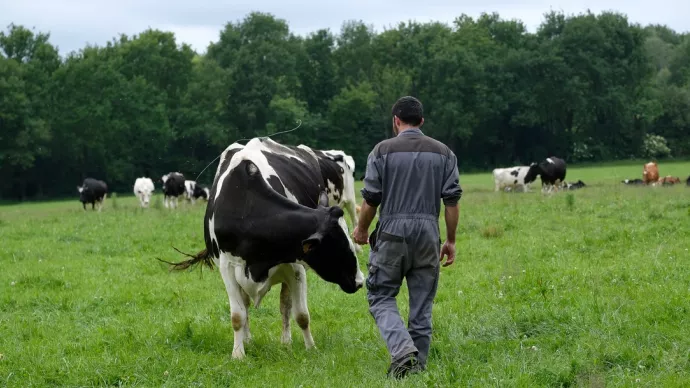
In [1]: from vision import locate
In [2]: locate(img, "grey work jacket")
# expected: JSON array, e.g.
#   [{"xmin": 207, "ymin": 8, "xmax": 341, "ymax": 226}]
[{"xmin": 361, "ymin": 128, "xmax": 462, "ymax": 247}]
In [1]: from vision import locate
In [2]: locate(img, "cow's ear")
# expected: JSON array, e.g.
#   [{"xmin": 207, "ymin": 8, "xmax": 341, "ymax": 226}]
[
  {"xmin": 302, "ymin": 233, "xmax": 323, "ymax": 253},
  {"xmin": 328, "ymin": 206, "xmax": 344, "ymax": 218},
  {"xmin": 318, "ymin": 191, "xmax": 329, "ymax": 207},
  {"xmin": 77, "ymin": 186, "xmax": 83, "ymax": 193}
]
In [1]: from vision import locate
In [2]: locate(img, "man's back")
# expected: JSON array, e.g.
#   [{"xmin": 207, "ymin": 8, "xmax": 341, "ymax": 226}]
[{"xmin": 368, "ymin": 129, "xmax": 459, "ymax": 220}]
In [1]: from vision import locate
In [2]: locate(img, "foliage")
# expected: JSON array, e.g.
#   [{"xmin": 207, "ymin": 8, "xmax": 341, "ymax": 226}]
[
  {"xmin": 642, "ymin": 133, "xmax": 672, "ymax": 158},
  {"xmin": 2, "ymin": 11, "xmax": 690, "ymax": 199}
]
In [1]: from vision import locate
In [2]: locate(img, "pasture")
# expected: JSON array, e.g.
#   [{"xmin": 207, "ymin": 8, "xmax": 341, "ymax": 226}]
[{"xmin": 1, "ymin": 161, "xmax": 689, "ymax": 387}]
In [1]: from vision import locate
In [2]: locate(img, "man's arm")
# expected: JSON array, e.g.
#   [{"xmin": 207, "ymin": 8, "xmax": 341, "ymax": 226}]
[
  {"xmin": 353, "ymin": 150, "xmax": 382, "ymax": 245},
  {"xmin": 440, "ymin": 151, "xmax": 461, "ymax": 266},
  {"xmin": 357, "ymin": 200, "xmax": 377, "ymax": 232},
  {"xmin": 444, "ymin": 205, "xmax": 459, "ymax": 243}
]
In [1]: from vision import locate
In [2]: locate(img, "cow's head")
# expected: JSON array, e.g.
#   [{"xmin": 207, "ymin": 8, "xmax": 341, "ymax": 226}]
[
  {"xmin": 77, "ymin": 185, "xmax": 90, "ymax": 203},
  {"xmin": 301, "ymin": 206, "xmax": 364, "ymax": 294},
  {"xmin": 136, "ymin": 180, "xmax": 154, "ymax": 207},
  {"xmin": 524, "ymin": 163, "xmax": 541, "ymax": 184}
]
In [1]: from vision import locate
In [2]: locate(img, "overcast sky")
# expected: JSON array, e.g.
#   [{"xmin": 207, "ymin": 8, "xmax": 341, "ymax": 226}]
[{"xmin": 1, "ymin": 0, "xmax": 688, "ymax": 55}]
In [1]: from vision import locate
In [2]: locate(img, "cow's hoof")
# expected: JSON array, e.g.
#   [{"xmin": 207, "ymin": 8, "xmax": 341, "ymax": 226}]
[
  {"xmin": 231, "ymin": 350, "xmax": 246, "ymax": 359},
  {"xmin": 281, "ymin": 334, "xmax": 292, "ymax": 345}
]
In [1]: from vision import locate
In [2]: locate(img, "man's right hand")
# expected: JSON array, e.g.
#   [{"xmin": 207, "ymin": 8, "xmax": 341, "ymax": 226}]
[{"xmin": 440, "ymin": 241, "xmax": 456, "ymax": 267}]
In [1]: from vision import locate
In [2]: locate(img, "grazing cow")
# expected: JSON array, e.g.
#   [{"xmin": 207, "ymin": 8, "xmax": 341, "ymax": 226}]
[
  {"xmin": 492, "ymin": 165, "xmax": 540, "ymax": 192},
  {"xmin": 686, "ymin": 176, "xmax": 690, "ymax": 186},
  {"xmin": 77, "ymin": 178, "xmax": 108, "ymax": 211},
  {"xmin": 164, "ymin": 137, "xmax": 363, "ymax": 359},
  {"xmin": 622, "ymin": 178, "xmax": 644, "ymax": 185},
  {"xmin": 161, "ymin": 172, "xmax": 186, "ymax": 209},
  {"xmin": 184, "ymin": 180, "xmax": 210, "ymax": 204},
  {"xmin": 534, "ymin": 157, "xmax": 567, "ymax": 193},
  {"xmin": 658, "ymin": 176, "xmax": 681, "ymax": 186},
  {"xmin": 307, "ymin": 148, "xmax": 361, "ymax": 252},
  {"xmin": 643, "ymin": 162, "xmax": 659, "ymax": 185},
  {"xmin": 564, "ymin": 180, "xmax": 586, "ymax": 190},
  {"xmin": 133, "ymin": 177, "xmax": 155, "ymax": 208}
]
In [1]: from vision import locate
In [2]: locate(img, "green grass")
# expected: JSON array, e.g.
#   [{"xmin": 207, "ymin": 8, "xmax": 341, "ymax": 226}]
[{"xmin": 1, "ymin": 161, "xmax": 689, "ymax": 387}]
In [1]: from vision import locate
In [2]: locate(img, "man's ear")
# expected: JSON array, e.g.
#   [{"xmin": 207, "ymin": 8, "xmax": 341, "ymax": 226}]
[{"xmin": 302, "ymin": 233, "xmax": 323, "ymax": 253}]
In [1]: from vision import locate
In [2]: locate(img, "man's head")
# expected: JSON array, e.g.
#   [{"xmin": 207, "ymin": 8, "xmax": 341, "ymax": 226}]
[{"xmin": 391, "ymin": 96, "xmax": 424, "ymax": 135}]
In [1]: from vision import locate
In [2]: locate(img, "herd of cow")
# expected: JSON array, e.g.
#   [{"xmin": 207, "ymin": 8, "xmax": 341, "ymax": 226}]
[
  {"xmin": 621, "ymin": 161, "xmax": 689, "ymax": 187},
  {"xmin": 76, "ymin": 175, "xmax": 210, "ymax": 211},
  {"xmin": 72, "ymin": 141, "xmax": 689, "ymax": 360},
  {"xmin": 492, "ymin": 158, "xmax": 689, "ymax": 193}
]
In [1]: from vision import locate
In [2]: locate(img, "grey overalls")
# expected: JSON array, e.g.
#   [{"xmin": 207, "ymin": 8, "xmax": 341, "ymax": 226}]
[{"xmin": 361, "ymin": 128, "xmax": 462, "ymax": 368}]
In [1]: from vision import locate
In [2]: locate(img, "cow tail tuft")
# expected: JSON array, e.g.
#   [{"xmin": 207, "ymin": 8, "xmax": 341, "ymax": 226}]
[{"xmin": 156, "ymin": 247, "xmax": 214, "ymax": 271}]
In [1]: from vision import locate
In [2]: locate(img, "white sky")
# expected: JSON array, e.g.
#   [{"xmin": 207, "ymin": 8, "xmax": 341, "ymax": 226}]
[{"xmin": 1, "ymin": 0, "xmax": 688, "ymax": 55}]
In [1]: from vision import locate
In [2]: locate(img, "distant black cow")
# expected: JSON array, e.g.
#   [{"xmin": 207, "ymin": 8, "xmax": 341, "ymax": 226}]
[
  {"xmin": 161, "ymin": 172, "xmax": 186, "ymax": 209},
  {"xmin": 564, "ymin": 180, "xmax": 586, "ymax": 190},
  {"xmin": 535, "ymin": 157, "xmax": 567, "ymax": 193},
  {"xmin": 184, "ymin": 180, "xmax": 209, "ymax": 204},
  {"xmin": 686, "ymin": 176, "xmax": 690, "ymax": 186},
  {"xmin": 622, "ymin": 178, "xmax": 644, "ymax": 185},
  {"xmin": 77, "ymin": 178, "xmax": 108, "ymax": 211}
]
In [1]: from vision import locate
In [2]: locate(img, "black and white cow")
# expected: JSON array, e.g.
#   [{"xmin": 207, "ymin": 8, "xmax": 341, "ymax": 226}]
[
  {"xmin": 161, "ymin": 172, "xmax": 186, "ymax": 209},
  {"xmin": 306, "ymin": 148, "xmax": 361, "ymax": 252},
  {"xmin": 622, "ymin": 178, "xmax": 644, "ymax": 185},
  {"xmin": 184, "ymin": 180, "xmax": 209, "ymax": 204},
  {"xmin": 564, "ymin": 180, "xmax": 586, "ymax": 190},
  {"xmin": 164, "ymin": 137, "xmax": 364, "ymax": 359},
  {"xmin": 535, "ymin": 157, "xmax": 567, "ymax": 193},
  {"xmin": 492, "ymin": 165, "xmax": 540, "ymax": 192},
  {"xmin": 77, "ymin": 178, "xmax": 108, "ymax": 211}
]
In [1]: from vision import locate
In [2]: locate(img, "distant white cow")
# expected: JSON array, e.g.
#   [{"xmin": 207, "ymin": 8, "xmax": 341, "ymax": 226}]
[
  {"xmin": 133, "ymin": 177, "xmax": 155, "ymax": 208},
  {"xmin": 492, "ymin": 164, "xmax": 540, "ymax": 192}
]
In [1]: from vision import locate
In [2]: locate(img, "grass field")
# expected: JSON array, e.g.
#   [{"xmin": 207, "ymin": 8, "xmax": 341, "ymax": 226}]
[{"xmin": 1, "ymin": 161, "xmax": 689, "ymax": 387}]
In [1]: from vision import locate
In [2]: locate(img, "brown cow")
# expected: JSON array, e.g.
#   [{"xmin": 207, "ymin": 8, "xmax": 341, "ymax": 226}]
[
  {"xmin": 643, "ymin": 162, "xmax": 659, "ymax": 185},
  {"xmin": 658, "ymin": 176, "xmax": 681, "ymax": 186}
]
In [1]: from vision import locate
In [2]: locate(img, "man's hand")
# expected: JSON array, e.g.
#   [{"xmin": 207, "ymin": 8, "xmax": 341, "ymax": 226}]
[
  {"xmin": 353, "ymin": 226, "xmax": 369, "ymax": 245},
  {"xmin": 440, "ymin": 241, "xmax": 456, "ymax": 267}
]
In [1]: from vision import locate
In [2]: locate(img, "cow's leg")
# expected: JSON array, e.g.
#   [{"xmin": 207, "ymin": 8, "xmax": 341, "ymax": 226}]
[
  {"xmin": 289, "ymin": 264, "xmax": 315, "ymax": 349},
  {"xmin": 494, "ymin": 180, "xmax": 500, "ymax": 192},
  {"xmin": 164, "ymin": 196, "xmax": 168, "ymax": 209},
  {"xmin": 279, "ymin": 282, "xmax": 292, "ymax": 345},
  {"xmin": 219, "ymin": 253, "xmax": 247, "ymax": 359},
  {"xmin": 241, "ymin": 289, "xmax": 252, "ymax": 342}
]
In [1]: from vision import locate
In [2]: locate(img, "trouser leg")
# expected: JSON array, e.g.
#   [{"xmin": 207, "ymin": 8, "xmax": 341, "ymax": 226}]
[
  {"xmin": 406, "ymin": 263, "xmax": 440, "ymax": 368},
  {"xmin": 367, "ymin": 240, "xmax": 417, "ymax": 362}
]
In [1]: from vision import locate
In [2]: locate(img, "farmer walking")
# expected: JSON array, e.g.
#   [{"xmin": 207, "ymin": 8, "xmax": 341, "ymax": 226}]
[{"xmin": 353, "ymin": 96, "xmax": 462, "ymax": 379}]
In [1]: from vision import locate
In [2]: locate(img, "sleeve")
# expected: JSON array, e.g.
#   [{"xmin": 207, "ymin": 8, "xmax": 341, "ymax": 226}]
[
  {"xmin": 360, "ymin": 150, "xmax": 383, "ymax": 207},
  {"xmin": 442, "ymin": 151, "xmax": 462, "ymax": 206}
]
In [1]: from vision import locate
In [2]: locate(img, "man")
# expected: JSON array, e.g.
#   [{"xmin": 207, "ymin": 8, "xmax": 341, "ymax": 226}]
[{"xmin": 353, "ymin": 96, "xmax": 461, "ymax": 379}]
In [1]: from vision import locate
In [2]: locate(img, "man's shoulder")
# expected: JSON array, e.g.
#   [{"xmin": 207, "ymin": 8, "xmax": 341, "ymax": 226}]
[{"xmin": 371, "ymin": 133, "xmax": 455, "ymax": 158}]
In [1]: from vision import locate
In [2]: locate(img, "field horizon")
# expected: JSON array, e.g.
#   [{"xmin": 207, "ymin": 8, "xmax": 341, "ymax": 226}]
[{"xmin": 1, "ymin": 160, "xmax": 689, "ymax": 387}]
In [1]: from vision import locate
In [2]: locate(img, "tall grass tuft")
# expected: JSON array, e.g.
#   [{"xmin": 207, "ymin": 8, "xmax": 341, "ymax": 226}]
[
  {"xmin": 110, "ymin": 192, "xmax": 119, "ymax": 210},
  {"xmin": 565, "ymin": 192, "xmax": 575, "ymax": 211},
  {"xmin": 152, "ymin": 195, "xmax": 163, "ymax": 210},
  {"xmin": 481, "ymin": 225, "xmax": 504, "ymax": 238}
]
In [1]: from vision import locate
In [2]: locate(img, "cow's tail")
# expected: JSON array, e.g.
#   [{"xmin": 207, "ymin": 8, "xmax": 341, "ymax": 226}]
[{"xmin": 156, "ymin": 247, "xmax": 214, "ymax": 271}]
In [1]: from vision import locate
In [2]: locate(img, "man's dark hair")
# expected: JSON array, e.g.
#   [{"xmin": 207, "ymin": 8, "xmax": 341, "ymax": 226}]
[{"xmin": 391, "ymin": 96, "xmax": 423, "ymax": 126}]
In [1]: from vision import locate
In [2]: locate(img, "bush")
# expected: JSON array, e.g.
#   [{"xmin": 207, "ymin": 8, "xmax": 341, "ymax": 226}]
[{"xmin": 642, "ymin": 134, "xmax": 671, "ymax": 159}]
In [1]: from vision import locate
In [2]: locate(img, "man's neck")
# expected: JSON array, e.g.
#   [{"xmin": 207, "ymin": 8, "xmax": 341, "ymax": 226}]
[{"xmin": 396, "ymin": 126, "xmax": 418, "ymax": 136}]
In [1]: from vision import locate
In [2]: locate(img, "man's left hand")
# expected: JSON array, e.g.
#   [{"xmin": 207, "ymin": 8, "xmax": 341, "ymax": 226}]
[{"xmin": 353, "ymin": 226, "xmax": 369, "ymax": 245}]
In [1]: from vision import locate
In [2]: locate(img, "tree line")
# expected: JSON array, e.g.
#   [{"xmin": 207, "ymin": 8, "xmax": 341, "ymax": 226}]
[{"xmin": 1, "ymin": 11, "xmax": 689, "ymax": 200}]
